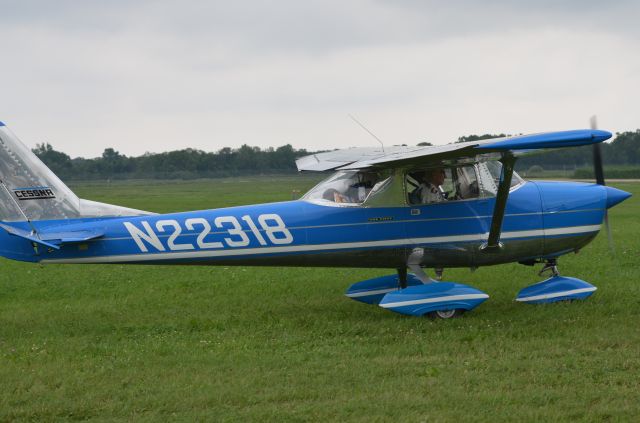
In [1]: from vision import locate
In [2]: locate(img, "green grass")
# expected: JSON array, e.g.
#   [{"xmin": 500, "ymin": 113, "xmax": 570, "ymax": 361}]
[{"xmin": 1, "ymin": 179, "xmax": 640, "ymax": 421}]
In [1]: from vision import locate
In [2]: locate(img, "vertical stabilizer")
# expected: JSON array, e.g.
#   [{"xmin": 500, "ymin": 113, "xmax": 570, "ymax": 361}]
[{"xmin": 0, "ymin": 122, "xmax": 81, "ymax": 222}]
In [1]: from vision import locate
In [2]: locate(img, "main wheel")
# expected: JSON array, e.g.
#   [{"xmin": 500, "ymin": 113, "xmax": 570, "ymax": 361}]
[{"xmin": 427, "ymin": 309, "xmax": 465, "ymax": 319}]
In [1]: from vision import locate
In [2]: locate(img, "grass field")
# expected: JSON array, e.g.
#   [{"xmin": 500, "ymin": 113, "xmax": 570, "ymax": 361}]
[{"xmin": 1, "ymin": 177, "xmax": 639, "ymax": 422}]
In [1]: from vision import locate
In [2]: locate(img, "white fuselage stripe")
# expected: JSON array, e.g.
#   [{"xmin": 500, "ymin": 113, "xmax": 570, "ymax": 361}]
[
  {"xmin": 380, "ymin": 293, "xmax": 490, "ymax": 308},
  {"xmin": 516, "ymin": 287, "xmax": 597, "ymax": 302},
  {"xmin": 94, "ymin": 208, "xmax": 605, "ymax": 243},
  {"xmin": 345, "ymin": 288, "xmax": 398, "ymax": 297},
  {"xmin": 40, "ymin": 224, "xmax": 601, "ymax": 264}
]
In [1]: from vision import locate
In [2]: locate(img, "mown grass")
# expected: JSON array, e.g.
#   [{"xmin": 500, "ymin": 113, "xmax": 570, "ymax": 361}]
[{"xmin": 1, "ymin": 179, "xmax": 639, "ymax": 422}]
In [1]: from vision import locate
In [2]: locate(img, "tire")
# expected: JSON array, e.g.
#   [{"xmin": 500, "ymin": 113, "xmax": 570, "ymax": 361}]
[{"xmin": 427, "ymin": 308, "xmax": 465, "ymax": 319}]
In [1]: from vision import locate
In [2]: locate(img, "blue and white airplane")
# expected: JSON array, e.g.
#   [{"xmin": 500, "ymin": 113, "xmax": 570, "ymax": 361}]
[{"xmin": 0, "ymin": 121, "xmax": 631, "ymax": 318}]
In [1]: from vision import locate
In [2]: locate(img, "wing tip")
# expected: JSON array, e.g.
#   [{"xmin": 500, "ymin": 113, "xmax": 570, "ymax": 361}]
[
  {"xmin": 0, "ymin": 121, "xmax": 5, "ymax": 127},
  {"xmin": 592, "ymin": 129, "xmax": 612, "ymax": 142}
]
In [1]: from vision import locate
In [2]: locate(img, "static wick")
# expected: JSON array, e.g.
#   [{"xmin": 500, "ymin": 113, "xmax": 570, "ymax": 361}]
[{"xmin": 348, "ymin": 114, "xmax": 385, "ymax": 152}]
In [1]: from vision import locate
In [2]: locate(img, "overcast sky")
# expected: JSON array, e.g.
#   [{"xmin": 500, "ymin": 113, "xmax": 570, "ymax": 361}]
[{"xmin": 0, "ymin": 1, "xmax": 638, "ymax": 158}]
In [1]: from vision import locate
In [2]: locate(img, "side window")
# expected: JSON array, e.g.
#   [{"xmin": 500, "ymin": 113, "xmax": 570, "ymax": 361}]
[{"xmin": 406, "ymin": 165, "xmax": 479, "ymax": 205}]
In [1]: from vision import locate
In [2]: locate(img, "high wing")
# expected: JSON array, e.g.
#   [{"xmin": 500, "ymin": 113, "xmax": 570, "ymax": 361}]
[{"xmin": 296, "ymin": 129, "xmax": 612, "ymax": 171}]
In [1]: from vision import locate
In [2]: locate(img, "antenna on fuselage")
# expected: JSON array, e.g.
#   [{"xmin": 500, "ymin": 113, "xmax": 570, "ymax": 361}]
[{"xmin": 348, "ymin": 114, "xmax": 385, "ymax": 152}]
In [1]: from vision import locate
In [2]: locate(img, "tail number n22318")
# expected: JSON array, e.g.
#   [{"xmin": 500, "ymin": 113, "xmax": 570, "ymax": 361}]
[{"xmin": 123, "ymin": 214, "xmax": 293, "ymax": 252}]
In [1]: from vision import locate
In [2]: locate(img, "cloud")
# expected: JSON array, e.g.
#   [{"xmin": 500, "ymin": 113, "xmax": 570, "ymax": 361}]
[{"xmin": 0, "ymin": 1, "xmax": 638, "ymax": 157}]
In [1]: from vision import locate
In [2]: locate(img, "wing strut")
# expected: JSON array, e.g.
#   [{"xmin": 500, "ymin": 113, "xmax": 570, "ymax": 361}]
[{"xmin": 481, "ymin": 152, "xmax": 516, "ymax": 252}]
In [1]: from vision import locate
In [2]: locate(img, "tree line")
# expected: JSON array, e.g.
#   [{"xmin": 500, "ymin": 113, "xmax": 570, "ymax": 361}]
[
  {"xmin": 33, "ymin": 130, "xmax": 639, "ymax": 181},
  {"xmin": 33, "ymin": 144, "xmax": 311, "ymax": 180}
]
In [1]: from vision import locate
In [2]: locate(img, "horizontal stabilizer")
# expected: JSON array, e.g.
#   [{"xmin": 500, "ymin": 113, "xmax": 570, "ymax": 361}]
[{"xmin": 0, "ymin": 223, "xmax": 104, "ymax": 250}]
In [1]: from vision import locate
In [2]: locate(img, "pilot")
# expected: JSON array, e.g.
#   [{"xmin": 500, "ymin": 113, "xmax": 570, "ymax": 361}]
[{"xmin": 419, "ymin": 168, "xmax": 446, "ymax": 203}]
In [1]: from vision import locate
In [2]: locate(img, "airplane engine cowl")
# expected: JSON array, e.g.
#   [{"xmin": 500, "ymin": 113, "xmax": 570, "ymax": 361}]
[{"xmin": 532, "ymin": 181, "xmax": 609, "ymax": 256}]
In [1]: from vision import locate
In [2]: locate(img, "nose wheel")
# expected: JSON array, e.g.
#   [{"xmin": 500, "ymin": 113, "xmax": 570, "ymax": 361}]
[
  {"xmin": 538, "ymin": 259, "xmax": 559, "ymax": 277},
  {"xmin": 516, "ymin": 258, "xmax": 597, "ymax": 304}
]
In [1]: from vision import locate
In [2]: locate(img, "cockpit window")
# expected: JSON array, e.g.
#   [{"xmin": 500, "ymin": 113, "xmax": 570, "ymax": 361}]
[
  {"xmin": 303, "ymin": 170, "xmax": 383, "ymax": 204},
  {"xmin": 477, "ymin": 161, "xmax": 523, "ymax": 196},
  {"xmin": 305, "ymin": 162, "xmax": 523, "ymax": 206},
  {"xmin": 406, "ymin": 165, "xmax": 480, "ymax": 205}
]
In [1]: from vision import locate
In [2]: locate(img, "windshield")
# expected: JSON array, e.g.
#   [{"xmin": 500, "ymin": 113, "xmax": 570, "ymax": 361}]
[
  {"xmin": 477, "ymin": 161, "xmax": 523, "ymax": 196},
  {"xmin": 303, "ymin": 170, "xmax": 383, "ymax": 204}
]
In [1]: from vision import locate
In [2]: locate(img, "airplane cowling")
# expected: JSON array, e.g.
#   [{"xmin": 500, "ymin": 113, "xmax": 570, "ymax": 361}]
[
  {"xmin": 378, "ymin": 282, "xmax": 489, "ymax": 316},
  {"xmin": 516, "ymin": 276, "xmax": 596, "ymax": 304},
  {"xmin": 345, "ymin": 274, "xmax": 424, "ymax": 305}
]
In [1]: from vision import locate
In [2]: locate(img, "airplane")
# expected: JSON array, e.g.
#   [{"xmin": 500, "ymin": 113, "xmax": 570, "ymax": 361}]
[{"xmin": 0, "ymin": 121, "xmax": 632, "ymax": 319}]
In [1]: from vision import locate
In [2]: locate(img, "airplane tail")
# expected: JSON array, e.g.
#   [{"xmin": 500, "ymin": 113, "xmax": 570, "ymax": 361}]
[
  {"xmin": 0, "ymin": 121, "xmax": 150, "ymax": 224},
  {"xmin": 0, "ymin": 121, "xmax": 84, "ymax": 222}
]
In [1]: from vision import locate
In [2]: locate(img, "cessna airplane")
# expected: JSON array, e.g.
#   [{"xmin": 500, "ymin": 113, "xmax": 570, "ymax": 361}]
[{"xmin": 0, "ymin": 121, "xmax": 631, "ymax": 318}]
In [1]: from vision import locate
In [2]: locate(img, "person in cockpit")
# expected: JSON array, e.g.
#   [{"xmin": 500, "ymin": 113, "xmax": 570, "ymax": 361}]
[
  {"xmin": 323, "ymin": 188, "xmax": 350, "ymax": 203},
  {"xmin": 347, "ymin": 172, "xmax": 379, "ymax": 203},
  {"xmin": 418, "ymin": 168, "xmax": 447, "ymax": 203},
  {"xmin": 322, "ymin": 171, "xmax": 379, "ymax": 204}
]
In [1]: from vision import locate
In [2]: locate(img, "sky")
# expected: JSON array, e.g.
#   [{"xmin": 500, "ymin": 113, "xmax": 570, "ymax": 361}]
[{"xmin": 0, "ymin": 0, "xmax": 638, "ymax": 158}]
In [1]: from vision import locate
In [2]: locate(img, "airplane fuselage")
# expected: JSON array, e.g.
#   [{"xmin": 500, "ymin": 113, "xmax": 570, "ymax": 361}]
[{"xmin": 0, "ymin": 181, "xmax": 611, "ymax": 269}]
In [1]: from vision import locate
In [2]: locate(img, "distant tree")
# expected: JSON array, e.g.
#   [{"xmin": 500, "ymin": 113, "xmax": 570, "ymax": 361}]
[
  {"xmin": 269, "ymin": 144, "xmax": 297, "ymax": 170},
  {"xmin": 32, "ymin": 143, "xmax": 72, "ymax": 177},
  {"xmin": 456, "ymin": 134, "xmax": 508, "ymax": 143},
  {"xmin": 99, "ymin": 148, "xmax": 130, "ymax": 176},
  {"xmin": 417, "ymin": 141, "xmax": 432, "ymax": 146}
]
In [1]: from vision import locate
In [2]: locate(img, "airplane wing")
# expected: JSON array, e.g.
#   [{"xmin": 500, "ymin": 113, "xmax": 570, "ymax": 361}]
[
  {"xmin": 296, "ymin": 129, "xmax": 612, "ymax": 171},
  {"xmin": 294, "ymin": 145, "xmax": 417, "ymax": 171}
]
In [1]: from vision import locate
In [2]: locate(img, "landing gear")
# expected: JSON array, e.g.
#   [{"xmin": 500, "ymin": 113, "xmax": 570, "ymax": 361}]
[
  {"xmin": 395, "ymin": 266, "xmax": 470, "ymax": 319},
  {"xmin": 516, "ymin": 259, "xmax": 597, "ymax": 304},
  {"xmin": 376, "ymin": 264, "xmax": 489, "ymax": 317},
  {"xmin": 538, "ymin": 259, "xmax": 559, "ymax": 277},
  {"xmin": 397, "ymin": 267, "xmax": 408, "ymax": 289},
  {"xmin": 427, "ymin": 308, "xmax": 465, "ymax": 319},
  {"xmin": 346, "ymin": 260, "xmax": 490, "ymax": 317}
]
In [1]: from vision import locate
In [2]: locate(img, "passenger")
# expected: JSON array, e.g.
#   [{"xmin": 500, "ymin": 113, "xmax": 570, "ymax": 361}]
[
  {"xmin": 322, "ymin": 188, "xmax": 351, "ymax": 203},
  {"xmin": 321, "ymin": 172, "xmax": 379, "ymax": 204},
  {"xmin": 347, "ymin": 172, "xmax": 378, "ymax": 203}
]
